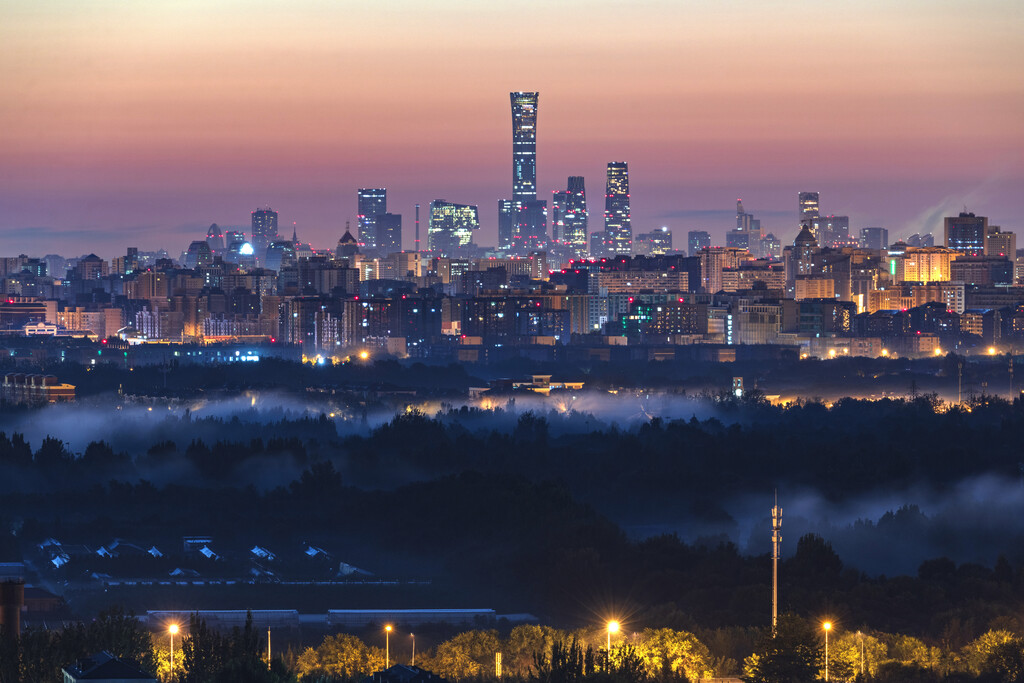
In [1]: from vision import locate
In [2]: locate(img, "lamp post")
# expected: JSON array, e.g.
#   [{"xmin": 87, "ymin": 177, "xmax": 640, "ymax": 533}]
[
  {"xmin": 168, "ymin": 624, "xmax": 179, "ymax": 680},
  {"xmin": 606, "ymin": 621, "xmax": 619, "ymax": 655},
  {"xmin": 823, "ymin": 622, "xmax": 832, "ymax": 682},
  {"xmin": 411, "ymin": 633, "xmax": 415, "ymax": 666},
  {"xmin": 385, "ymin": 625, "xmax": 392, "ymax": 669}
]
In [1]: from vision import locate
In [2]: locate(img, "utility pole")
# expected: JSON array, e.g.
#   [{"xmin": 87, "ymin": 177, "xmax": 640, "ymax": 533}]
[
  {"xmin": 771, "ymin": 491, "xmax": 782, "ymax": 634},
  {"xmin": 415, "ymin": 204, "xmax": 421, "ymax": 252}
]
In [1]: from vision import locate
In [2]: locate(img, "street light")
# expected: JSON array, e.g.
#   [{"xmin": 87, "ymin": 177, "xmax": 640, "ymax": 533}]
[
  {"xmin": 385, "ymin": 625, "xmax": 392, "ymax": 669},
  {"xmin": 823, "ymin": 622, "xmax": 832, "ymax": 682},
  {"xmin": 606, "ymin": 620, "xmax": 620, "ymax": 653},
  {"xmin": 168, "ymin": 624, "xmax": 179, "ymax": 680},
  {"xmin": 410, "ymin": 633, "xmax": 416, "ymax": 666}
]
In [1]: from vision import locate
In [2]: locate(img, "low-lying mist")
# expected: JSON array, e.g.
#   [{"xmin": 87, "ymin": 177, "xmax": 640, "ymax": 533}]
[{"xmin": 4, "ymin": 389, "xmax": 1022, "ymax": 576}]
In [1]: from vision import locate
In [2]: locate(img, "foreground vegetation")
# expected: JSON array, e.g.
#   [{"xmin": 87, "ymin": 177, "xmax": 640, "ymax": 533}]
[{"xmin": 6, "ymin": 610, "xmax": 1024, "ymax": 683}]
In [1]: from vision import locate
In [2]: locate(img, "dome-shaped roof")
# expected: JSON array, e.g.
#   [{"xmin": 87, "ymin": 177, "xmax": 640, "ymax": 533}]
[
  {"xmin": 339, "ymin": 229, "xmax": 357, "ymax": 245},
  {"xmin": 794, "ymin": 224, "xmax": 817, "ymax": 247}
]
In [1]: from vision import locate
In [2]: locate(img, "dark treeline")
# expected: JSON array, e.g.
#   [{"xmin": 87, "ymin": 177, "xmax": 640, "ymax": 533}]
[{"xmin": 4, "ymin": 396, "xmax": 1024, "ymax": 644}]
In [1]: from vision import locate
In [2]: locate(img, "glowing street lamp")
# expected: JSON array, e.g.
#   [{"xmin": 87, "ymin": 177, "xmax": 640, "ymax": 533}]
[
  {"xmin": 823, "ymin": 622, "xmax": 832, "ymax": 682},
  {"xmin": 169, "ymin": 624, "xmax": 180, "ymax": 679},
  {"xmin": 606, "ymin": 620, "xmax": 620, "ymax": 653},
  {"xmin": 411, "ymin": 633, "xmax": 416, "ymax": 666},
  {"xmin": 385, "ymin": 625, "xmax": 393, "ymax": 668}
]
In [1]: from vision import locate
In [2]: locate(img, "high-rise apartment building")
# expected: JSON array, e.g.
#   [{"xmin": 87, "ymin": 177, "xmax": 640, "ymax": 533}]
[
  {"xmin": 944, "ymin": 212, "xmax": 988, "ymax": 256},
  {"xmin": 428, "ymin": 200, "xmax": 479, "ymax": 255},
  {"xmin": 604, "ymin": 162, "xmax": 631, "ymax": 255},
  {"xmin": 985, "ymin": 225, "xmax": 1016, "ymax": 258},
  {"xmin": 357, "ymin": 188, "xmax": 387, "ymax": 252},
  {"xmin": 688, "ymin": 231, "xmax": 711, "ymax": 256},
  {"xmin": 251, "ymin": 208, "xmax": 279, "ymax": 256}
]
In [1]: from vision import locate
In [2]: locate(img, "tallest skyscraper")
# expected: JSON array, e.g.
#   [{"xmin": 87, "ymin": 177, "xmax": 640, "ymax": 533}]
[
  {"xmin": 511, "ymin": 92, "xmax": 538, "ymax": 203},
  {"xmin": 500, "ymin": 92, "xmax": 546, "ymax": 252}
]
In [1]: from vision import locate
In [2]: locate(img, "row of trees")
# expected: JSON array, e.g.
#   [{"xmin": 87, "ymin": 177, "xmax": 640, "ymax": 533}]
[
  {"xmin": 292, "ymin": 620, "xmax": 1024, "ymax": 683},
  {"xmin": 5, "ymin": 611, "xmax": 1024, "ymax": 683}
]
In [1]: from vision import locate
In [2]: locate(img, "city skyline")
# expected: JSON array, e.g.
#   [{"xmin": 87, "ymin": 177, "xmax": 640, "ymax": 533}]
[{"xmin": 1, "ymin": 0, "xmax": 1022, "ymax": 257}]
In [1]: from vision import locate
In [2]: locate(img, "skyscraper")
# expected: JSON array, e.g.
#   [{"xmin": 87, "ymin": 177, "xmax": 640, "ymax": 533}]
[
  {"xmin": 504, "ymin": 92, "xmax": 545, "ymax": 253},
  {"xmin": 357, "ymin": 188, "xmax": 387, "ymax": 251},
  {"xmin": 375, "ymin": 213, "xmax": 402, "ymax": 256},
  {"xmin": 604, "ymin": 162, "xmax": 631, "ymax": 255},
  {"xmin": 565, "ymin": 175, "xmax": 589, "ymax": 254},
  {"xmin": 251, "ymin": 208, "xmax": 279, "ymax": 256},
  {"xmin": 551, "ymin": 190, "xmax": 569, "ymax": 243},
  {"xmin": 798, "ymin": 191, "xmax": 820, "ymax": 236},
  {"xmin": 515, "ymin": 200, "xmax": 548, "ymax": 251},
  {"xmin": 428, "ymin": 200, "xmax": 480, "ymax": 255},
  {"xmin": 736, "ymin": 199, "xmax": 752, "ymax": 233},
  {"xmin": 206, "ymin": 224, "xmax": 225, "ymax": 253},
  {"xmin": 944, "ymin": 211, "xmax": 988, "ymax": 256},
  {"xmin": 511, "ymin": 92, "xmax": 538, "ymax": 204}
]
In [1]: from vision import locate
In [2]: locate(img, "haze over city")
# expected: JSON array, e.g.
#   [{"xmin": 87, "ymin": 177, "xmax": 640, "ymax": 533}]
[{"xmin": 2, "ymin": 0, "xmax": 1022, "ymax": 257}]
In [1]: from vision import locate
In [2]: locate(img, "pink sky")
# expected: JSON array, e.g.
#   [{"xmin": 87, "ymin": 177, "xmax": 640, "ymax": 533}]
[{"xmin": 1, "ymin": 0, "xmax": 1022, "ymax": 257}]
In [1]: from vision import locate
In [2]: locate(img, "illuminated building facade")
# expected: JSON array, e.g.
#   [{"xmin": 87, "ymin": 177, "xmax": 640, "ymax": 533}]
[
  {"xmin": 251, "ymin": 208, "xmax": 279, "ymax": 256},
  {"xmin": 944, "ymin": 212, "xmax": 988, "ymax": 256},
  {"xmin": 896, "ymin": 247, "xmax": 957, "ymax": 283},
  {"xmin": 561, "ymin": 176, "xmax": 588, "ymax": 254},
  {"xmin": 604, "ymin": 162, "xmax": 631, "ymax": 255},
  {"xmin": 357, "ymin": 188, "xmax": 387, "ymax": 252},
  {"xmin": 511, "ymin": 92, "xmax": 538, "ymax": 204},
  {"xmin": 798, "ymin": 191, "xmax": 820, "ymax": 233},
  {"xmin": 699, "ymin": 247, "xmax": 752, "ymax": 293},
  {"xmin": 634, "ymin": 227, "xmax": 673, "ymax": 256},
  {"xmin": 985, "ymin": 226, "xmax": 1016, "ymax": 258},
  {"xmin": 428, "ymin": 200, "xmax": 479, "ymax": 255}
]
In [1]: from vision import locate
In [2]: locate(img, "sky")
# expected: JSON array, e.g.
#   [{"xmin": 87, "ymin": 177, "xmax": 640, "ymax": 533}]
[{"xmin": 1, "ymin": 0, "xmax": 1023, "ymax": 258}]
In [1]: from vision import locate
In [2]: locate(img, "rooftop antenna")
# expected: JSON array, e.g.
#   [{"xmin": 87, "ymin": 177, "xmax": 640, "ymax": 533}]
[{"xmin": 771, "ymin": 490, "xmax": 782, "ymax": 634}]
